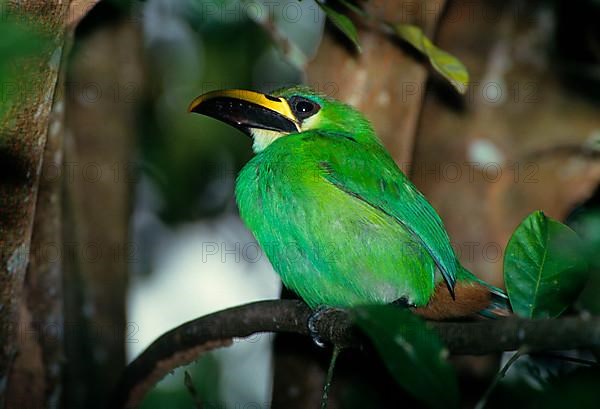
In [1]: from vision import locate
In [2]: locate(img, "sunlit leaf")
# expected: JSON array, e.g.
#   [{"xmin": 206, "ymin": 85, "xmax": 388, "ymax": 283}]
[
  {"xmin": 504, "ymin": 211, "xmax": 589, "ymax": 318},
  {"xmin": 393, "ymin": 24, "xmax": 469, "ymax": 94},
  {"xmin": 317, "ymin": 2, "xmax": 361, "ymax": 51},
  {"xmin": 353, "ymin": 305, "xmax": 458, "ymax": 409}
]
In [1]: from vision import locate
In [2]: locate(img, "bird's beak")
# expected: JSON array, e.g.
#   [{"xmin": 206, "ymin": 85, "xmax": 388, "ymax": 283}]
[{"xmin": 188, "ymin": 89, "xmax": 300, "ymax": 135}]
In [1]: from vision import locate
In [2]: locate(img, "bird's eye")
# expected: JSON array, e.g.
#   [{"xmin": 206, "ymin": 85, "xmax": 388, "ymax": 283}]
[
  {"xmin": 289, "ymin": 96, "xmax": 320, "ymax": 121},
  {"xmin": 296, "ymin": 101, "xmax": 313, "ymax": 113}
]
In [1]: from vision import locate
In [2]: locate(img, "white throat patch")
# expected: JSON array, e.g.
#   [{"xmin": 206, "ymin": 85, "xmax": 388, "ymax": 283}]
[
  {"xmin": 250, "ymin": 129, "xmax": 285, "ymax": 152},
  {"xmin": 249, "ymin": 111, "xmax": 321, "ymax": 153}
]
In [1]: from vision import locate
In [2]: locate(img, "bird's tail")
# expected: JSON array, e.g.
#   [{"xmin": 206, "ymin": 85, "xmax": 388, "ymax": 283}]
[
  {"xmin": 458, "ymin": 266, "xmax": 512, "ymax": 319},
  {"xmin": 477, "ymin": 285, "xmax": 512, "ymax": 319},
  {"xmin": 412, "ymin": 266, "xmax": 512, "ymax": 320}
]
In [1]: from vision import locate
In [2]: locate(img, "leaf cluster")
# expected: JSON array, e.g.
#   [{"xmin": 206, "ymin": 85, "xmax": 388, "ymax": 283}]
[{"xmin": 316, "ymin": 0, "xmax": 469, "ymax": 94}]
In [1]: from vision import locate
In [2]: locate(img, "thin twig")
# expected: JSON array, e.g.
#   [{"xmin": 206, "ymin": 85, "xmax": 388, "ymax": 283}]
[
  {"xmin": 183, "ymin": 371, "xmax": 203, "ymax": 409},
  {"xmin": 530, "ymin": 352, "xmax": 600, "ymax": 367},
  {"xmin": 321, "ymin": 345, "xmax": 343, "ymax": 409},
  {"xmin": 474, "ymin": 349, "xmax": 525, "ymax": 409}
]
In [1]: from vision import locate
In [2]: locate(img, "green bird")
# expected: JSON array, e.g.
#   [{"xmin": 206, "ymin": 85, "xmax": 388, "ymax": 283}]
[{"xmin": 188, "ymin": 87, "xmax": 509, "ymax": 320}]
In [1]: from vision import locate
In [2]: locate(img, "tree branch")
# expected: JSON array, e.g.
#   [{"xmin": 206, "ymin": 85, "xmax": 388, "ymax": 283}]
[{"xmin": 112, "ymin": 299, "xmax": 600, "ymax": 409}]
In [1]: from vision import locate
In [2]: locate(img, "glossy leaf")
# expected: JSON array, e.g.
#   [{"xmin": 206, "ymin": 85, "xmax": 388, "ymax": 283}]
[
  {"xmin": 393, "ymin": 24, "xmax": 469, "ymax": 94},
  {"xmin": 353, "ymin": 305, "xmax": 458, "ymax": 409},
  {"xmin": 317, "ymin": 2, "xmax": 361, "ymax": 51},
  {"xmin": 504, "ymin": 211, "xmax": 589, "ymax": 318}
]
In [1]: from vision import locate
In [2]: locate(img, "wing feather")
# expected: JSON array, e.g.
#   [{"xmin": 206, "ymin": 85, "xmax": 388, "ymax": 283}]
[{"xmin": 314, "ymin": 131, "xmax": 458, "ymax": 293}]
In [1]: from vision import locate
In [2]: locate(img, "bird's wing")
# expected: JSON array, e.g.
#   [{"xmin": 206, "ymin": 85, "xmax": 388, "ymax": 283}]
[{"xmin": 313, "ymin": 131, "xmax": 458, "ymax": 293}]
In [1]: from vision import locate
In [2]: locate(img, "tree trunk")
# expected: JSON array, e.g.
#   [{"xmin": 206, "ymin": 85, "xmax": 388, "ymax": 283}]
[
  {"xmin": 0, "ymin": 2, "xmax": 69, "ymax": 407},
  {"xmin": 61, "ymin": 13, "xmax": 144, "ymax": 409}
]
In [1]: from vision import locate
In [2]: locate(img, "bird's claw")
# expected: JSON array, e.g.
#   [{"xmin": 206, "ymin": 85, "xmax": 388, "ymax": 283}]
[
  {"xmin": 391, "ymin": 297, "xmax": 412, "ymax": 308},
  {"xmin": 308, "ymin": 306, "xmax": 342, "ymax": 348}
]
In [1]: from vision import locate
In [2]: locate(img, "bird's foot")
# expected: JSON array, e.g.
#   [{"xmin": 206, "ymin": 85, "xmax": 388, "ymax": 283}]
[
  {"xmin": 391, "ymin": 297, "xmax": 412, "ymax": 308},
  {"xmin": 307, "ymin": 306, "xmax": 343, "ymax": 348}
]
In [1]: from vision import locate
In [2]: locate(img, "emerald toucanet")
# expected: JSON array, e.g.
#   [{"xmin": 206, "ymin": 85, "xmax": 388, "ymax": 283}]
[{"xmin": 188, "ymin": 87, "xmax": 509, "ymax": 319}]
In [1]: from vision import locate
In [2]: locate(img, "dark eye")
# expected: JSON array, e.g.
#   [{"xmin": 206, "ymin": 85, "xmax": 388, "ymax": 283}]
[
  {"xmin": 289, "ymin": 96, "xmax": 320, "ymax": 120},
  {"xmin": 296, "ymin": 101, "xmax": 313, "ymax": 113}
]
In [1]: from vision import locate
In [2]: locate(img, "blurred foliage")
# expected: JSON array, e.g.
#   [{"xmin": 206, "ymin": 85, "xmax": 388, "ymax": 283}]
[
  {"xmin": 486, "ymin": 351, "xmax": 599, "ymax": 409},
  {"xmin": 0, "ymin": 2, "xmax": 53, "ymax": 122},
  {"xmin": 141, "ymin": 7, "xmax": 272, "ymax": 222},
  {"xmin": 353, "ymin": 305, "xmax": 459, "ymax": 409},
  {"xmin": 339, "ymin": 377, "xmax": 393, "ymax": 408},
  {"xmin": 567, "ymin": 192, "xmax": 600, "ymax": 313},
  {"xmin": 392, "ymin": 24, "xmax": 469, "ymax": 94},
  {"xmin": 488, "ymin": 379, "xmax": 543, "ymax": 409},
  {"xmin": 533, "ymin": 367, "xmax": 600, "ymax": 409},
  {"xmin": 504, "ymin": 211, "xmax": 589, "ymax": 318},
  {"xmin": 137, "ymin": 0, "xmax": 323, "ymax": 223},
  {"xmin": 319, "ymin": 0, "xmax": 469, "ymax": 94},
  {"xmin": 317, "ymin": 2, "xmax": 360, "ymax": 51},
  {"xmin": 140, "ymin": 353, "xmax": 221, "ymax": 409}
]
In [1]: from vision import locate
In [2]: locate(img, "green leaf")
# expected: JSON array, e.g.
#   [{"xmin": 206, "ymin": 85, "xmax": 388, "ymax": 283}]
[
  {"xmin": 317, "ymin": 2, "xmax": 361, "ymax": 51},
  {"xmin": 334, "ymin": 0, "xmax": 366, "ymax": 17},
  {"xmin": 393, "ymin": 24, "xmax": 469, "ymax": 94},
  {"xmin": 353, "ymin": 305, "xmax": 458, "ymax": 409},
  {"xmin": 504, "ymin": 210, "xmax": 589, "ymax": 318}
]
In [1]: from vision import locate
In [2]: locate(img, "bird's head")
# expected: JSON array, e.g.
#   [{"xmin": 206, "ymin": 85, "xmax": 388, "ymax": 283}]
[{"xmin": 188, "ymin": 86, "xmax": 375, "ymax": 152}]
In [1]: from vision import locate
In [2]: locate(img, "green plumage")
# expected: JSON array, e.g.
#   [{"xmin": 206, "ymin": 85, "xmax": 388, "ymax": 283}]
[
  {"xmin": 184, "ymin": 85, "xmax": 507, "ymax": 314},
  {"xmin": 235, "ymin": 87, "xmax": 464, "ymax": 309}
]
